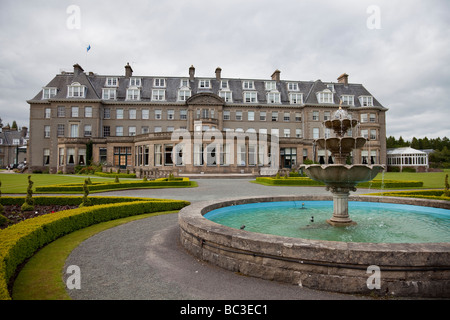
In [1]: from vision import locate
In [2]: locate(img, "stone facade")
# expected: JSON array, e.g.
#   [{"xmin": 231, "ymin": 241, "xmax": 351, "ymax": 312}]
[{"xmin": 27, "ymin": 63, "xmax": 387, "ymax": 175}]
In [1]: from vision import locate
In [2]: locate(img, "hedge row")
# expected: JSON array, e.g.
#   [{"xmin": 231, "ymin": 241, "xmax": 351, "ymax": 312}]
[
  {"xmin": 0, "ymin": 196, "xmax": 171, "ymax": 206},
  {"xmin": 0, "ymin": 197, "xmax": 190, "ymax": 300},
  {"xmin": 34, "ymin": 177, "xmax": 194, "ymax": 193},
  {"xmin": 255, "ymin": 177, "xmax": 423, "ymax": 188},
  {"xmin": 94, "ymin": 172, "xmax": 136, "ymax": 178},
  {"xmin": 369, "ymin": 189, "xmax": 450, "ymax": 201}
]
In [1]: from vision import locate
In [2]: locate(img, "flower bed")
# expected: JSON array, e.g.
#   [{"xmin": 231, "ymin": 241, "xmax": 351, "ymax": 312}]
[{"xmin": 0, "ymin": 196, "xmax": 189, "ymax": 300}]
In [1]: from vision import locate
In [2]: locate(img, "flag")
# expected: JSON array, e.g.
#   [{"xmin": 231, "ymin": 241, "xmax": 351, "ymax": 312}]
[{"xmin": 87, "ymin": 44, "xmax": 91, "ymax": 52}]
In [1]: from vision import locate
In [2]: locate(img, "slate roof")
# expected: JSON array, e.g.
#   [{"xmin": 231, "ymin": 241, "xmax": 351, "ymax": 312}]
[{"xmin": 29, "ymin": 64, "xmax": 386, "ymax": 109}]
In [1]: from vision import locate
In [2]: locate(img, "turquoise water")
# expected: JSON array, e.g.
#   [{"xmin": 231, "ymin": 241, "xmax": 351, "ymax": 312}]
[{"xmin": 204, "ymin": 201, "xmax": 450, "ymax": 243}]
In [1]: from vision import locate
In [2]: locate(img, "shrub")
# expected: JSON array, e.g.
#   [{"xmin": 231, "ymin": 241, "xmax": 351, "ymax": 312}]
[
  {"xmin": 21, "ymin": 176, "xmax": 34, "ymax": 212},
  {"xmin": 0, "ymin": 197, "xmax": 190, "ymax": 300}
]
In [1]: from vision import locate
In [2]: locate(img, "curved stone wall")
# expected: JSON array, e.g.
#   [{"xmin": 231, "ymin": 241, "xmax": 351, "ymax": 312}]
[{"xmin": 178, "ymin": 195, "xmax": 450, "ymax": 298}]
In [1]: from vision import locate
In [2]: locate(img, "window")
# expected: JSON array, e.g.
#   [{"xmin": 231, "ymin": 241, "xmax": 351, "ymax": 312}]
[
  {"xmin": 295, "ymin": 112, "xmax": 301, "ymax": 122},
  {"xmin": 341, "ymin": 95, "xmax": 354, "ymax": 106},
  {"xmin": 154, "ymin": 78, "xmax": 166, "ymax": 87},
  {"xmin": 103, "ymin": 126, "xmax": 110, "ymax": 137},
  {"xmin": 85, "ymin": 106, "xmax": 92, "ymax": 117},
  {"xmin": 154, "ymin": 126, "xmax": 162, "ymax": 133},
  {"xmin": 44, "ymin": 108, "xmax": 51, "ymax": 118},
  {"xmin": 116, "ymin": 126, "xmax": 123, "ymax": 136},
  {"xmin": 244, "ymin": 92, "xmax": 257, "ymax": 103},
  {"xmin": 43, "ymin": 149, "xmax": 50, "ymax": 165},
  {"xmin": 99, "ymin": 148, "xmax": 107, "ymax": 164},
  {"xmin": 361, "ymin": 129, "xmax": 369, "ymax": 139},
  {"xmin": 180, "ymin": 109, "xmax": 187, "ymax": 120},
  {"xmin": 128, "ymin": 126, "xmax": 136, "ymax": 136},
  {"xmin": 283, "ymin": 112, "xmax": 290, "ymax": 121},
  {"xmin": 219, "ymin": 91, "xmax": 232, "ymax": 102},
  {"xmin": 116, "ymin": 108, "xmax": 124, "ymax": 119},
  {"xmin": 260, "ymin": 111, "xmax": 266, "ymax": 121},
  {"xmin": 57, "ymin": 124, "xmax": 65, "ymax": 136},
  {"xmin": 103, "ymin": 108, "xmax": 111, "ymax": 119},
  {"xmin": 44, "ymin": 126, "xmax": 50, "ymax": 138},
  {"xmin": 271, "ymin": 128, "xmax": 279, "ymax": 137},
  {"xmin": 127, "ymin": 89, "xmax": 140, "ymax": 100},
  {"xmin": 361, "ymin": 113, "xmax": 368, "ymax": 123},
  {"xmin": 129, "ymin": 77, "xmax": 141, "ymax": 87},
  {"xmin": 42, "ymin": 88, "xmax": 57, "ymax": 99},
  {"xmin": 287, "ymin": 83, "xmax": 299, "ymax": 91},
  {"xmin": 78, "ymin": 148, "xmax": 86, "ymax": 165},
  {"xmin": 235, "ymin": 111, "xmax": 242, "ymax": 121},
  {"xmin": 324, "ymin": 111, "xmax": 331, "ymax": 120},
  {"xmin": 71, "ymin": 106, "xmax": 79, "ymax": 117},
  {"xmin": 199, "ymin": 79, "xmax": 211, "ymax": 88},
  {"xmin": 193, "ymin": 144, "xmax": 203, "ymax": 166},
  {"xmin": 70, "ymin": 124, "xmax": 79, "ymax": 137},
  {"xmin": 223, "ymin": 110, "xmax": 230, "ymax": 120},
  {"xmin": 57, "ymin": 106, "xmax": 65, "ymax": 117},
  {"xmin": 296, "ymin": 129, "xmax": 302, "ymax": 138},
  {"xmin": 238, "ymin": 144, "xmax": 246, "ymax": 166},
  {"xmin": 359, "ymin": 96, "xmax": 373, "ymax": 106},
  {"xmin": 67, "ymin": 148, "xmax": 75, "ymax": 165},
  {"xmin": 370, "ymin": 113, "xmax": 376, "ymax": 122},
  {"xmin": 271, "ymin": 111, "xmax": 278, "ymax": 122},
  {"xmin": 167, "ymin": 110, "xmax": 174, "ymax": 120},
  {"xmin": 129, "ymin": 108, "xmax": 136, "ymax": 119},
  {"xmin": 247, "ymin": 111, "xmax": 254, "ymax": 121},
  {"xmin": 284, "ymin": 129, "xmax": 291, "ymax": 138},
  {"xmin": 317, "ymin": 89, "xmax": 333, "ymax": 103},
  {"xmin": 313, "ymin": 128, "xmax": 320, "ymax": 139},
  {"xmin": 370, "ymin": 129, "xmax": 377, "ymax": 140},
  {"xmin": 67, "ymin": 83, "xmax": 86, "ymax": 98},
  {"xmin": 220, "ymin": 80, "xmax": 228, "ymax": 89},
  {"xmin": 289, "ymin": 93, "xmax": 303, "ymax": 104},
  {"xmin": 178, "ymin": 90, "xmax": 191, "ymax": 101},
  {"xmin": 243, "ymin": 81, "xmax": 254, "ymax": 89},
  {"xmin": 102, "ymin": 88, "xmax": 116, "ymax": 100},
  {"xmin": 154, "ymin": 145, "xmax": 163, "ymax": 166},
  {"xmin": 105, "ymin": 77, "xmax": 118, "ymax": 87},
  {"xmin": 312, "ymin": 111, "xmax": 319, "ymax": 121},
  {"xmin": 142, "ymin": 109, "xmax": 149, "ymax": 119},
  {"xmin": 326, "ymin": 84, "xmax": 335, "ymax": 92},
  {"xmin": 248, "ymin": 145, "xmax": 257, "ymax": 166},
  {"xmin": 114, "ymin": 147, "xmax": 131, "ymax": 167},
  {"xmin": 144, "ymin": 146, "xmax": 149, "ymax": 166},
  {"xmin": 180, "ymin": 79, "xmax": 189, "ymax": 88},
  {"xmin": 155, "ymin": 109, "xmax": 162, "ymax": 120},
  {"xmin": 265, "ymin": 81, "xmax": 276, "ymax": 90},
  {"xmin": 84, "ymin": 124, "xmax": 92, "ymax": 137},
  {"xmin": 59, "ymin": 148, "xmax": 64, "ymax": 165},
  {"xmin": 152, "ymin": 89, "xmax": 165, "ymax": 101},
  {"xmin": 141, "ymin": 126, "xmax": 149, "ymax": 134},
  {"xmin": 267, "ymin": 92, "xmax": 280, "ymax": 104}
]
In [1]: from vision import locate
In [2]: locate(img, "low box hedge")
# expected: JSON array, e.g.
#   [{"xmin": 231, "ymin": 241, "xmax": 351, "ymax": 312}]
[
  {"xmin": 34, "ymin": 177, "xmax": 194, "ymax": 193},
  {"xmin": 368, "ymin": 189, "xmax": 450, "ymax": 201},
  {"xmin": 255, "ymin": 177, "xmax": 423, "ymax": 188},
  {"xmin": 94, "ymin": 172, "xmax": 136, "ymax": 178},
  {"xmin": 0, "ymin": 196, "xmax": 189, "ymax": 300}
]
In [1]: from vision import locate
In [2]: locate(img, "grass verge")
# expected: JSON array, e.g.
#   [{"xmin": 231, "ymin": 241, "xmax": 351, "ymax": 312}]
[{"xmin": 11, "ymin": 210, "xmax": 178, "ymax": 300}]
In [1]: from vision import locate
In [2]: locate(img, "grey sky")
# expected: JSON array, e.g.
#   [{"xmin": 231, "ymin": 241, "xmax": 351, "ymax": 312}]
[{"xmin": 0, "ymin": 0, "xmax": 449, "ymax": 140}]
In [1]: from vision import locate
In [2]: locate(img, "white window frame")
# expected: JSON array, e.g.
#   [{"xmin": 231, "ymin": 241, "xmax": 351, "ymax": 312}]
[
  {"xmin": 129, "ymin": 77, "xmax": 141, "ymax": 87},
  {"xmin": 71, "ymin": 106, "xmax": 79, "ymax": 118},
  {"xmin": 105, "ymin": 77, "xmax": 118, "ymax": 87},
  {"xmin": 154, "ymin": 78, "xmax": 166, "ymax": 87},
  {"xmin": 289, "ymin": 93, "xmax": 303, "ymax": 104},
  {"xmin": 129, "ymin": 108, "xmax": 136, "ymax": 119},
  {"xmin": 152, "ymin": 89, "xmax": 165, "ymax": 101},
  {"xmin": 199, "ymin": 79, "xmax": 211, "ymax": 89},
  {"xmin": 287, "ymin": 82, "xmax": 299, "ymax": 91},
  {"xmin": 317, "ymin": 90, "xmax": 334, "ymax": 104},
  {"xmin": 244, "ymin": 91, "xmax": 257, "ymax": 103},
  {"xmin": 142, "ymin": 109, "xmax": 149, "ymax": 120},
  {"xmin": 44, "ymin": 125, "xmax": 50, "ymax": 138},
  {"xmin": 155, "ymin": 109, "xmax": 162, "ymax": 120},
  {"xmin": 220, "ymin": 80, "xmax": 229, "ymax": 89},
  {"xmin": 128, "ymin": 126, "xmax": 136, "ymax": 136},
  {"xmin": 219, "ymin": 91, "xmax": 232, "ymax": 102},
  {"xmin": 116, "ymin": 108, "xmax": 124, "ymax": 119},
  {"xmin": 243, "ymin": 80, "xmax": 254, "ymax": 89},
  {"xmin": 42, "ymin": 87, "xmax": 57, "ymax": 99},
  {"xmin": 265, "ymin": 81, "xmax": 276, "ymax": 91},
  {"xmin": 267, "ymin": 92, "xmax": 280, "ymax": 104},
  {"xmin": 359, "ymin": 96, "xmax": 374, "ymax": 106},
  {"xmin": 45, "ymin": 108, "xmax": 51, "ymax": 118},
  {"xmin": 126, "ymin": 89, "xmax": 140, "ymax": 101},
  {"xmin": 84, "ymin": 124, "xmax": 92, "ymax": 137},
  {"xmin": 67, "ymin": 83, "xmax": 86, "ymax": 98},
  {"xmin": 102, "ymin": 88, "xmax": 117, "ymax": 100},
  {"xmin": 178, "ymin": 89, "xmax": 191, "ymax": 101},
  {"xmin": 341, "ymin": 95, "xmax": 354, "ymax": 106},
  {"xmin": 247, "ymin": 111, "xmax": 255, "ymax": 121},
  {"xmin": 84, "ymin": 106, "xmax": 92, "ymax": 118},
  {"xmin": 167, "ymin": 109, "xmax": 175, "ymax": 120}
]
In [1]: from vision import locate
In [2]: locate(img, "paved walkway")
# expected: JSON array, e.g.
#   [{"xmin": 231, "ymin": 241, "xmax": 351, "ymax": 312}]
[{"xmin": 64, "ymin": 179, "xmax": 373, "ymax": 300}]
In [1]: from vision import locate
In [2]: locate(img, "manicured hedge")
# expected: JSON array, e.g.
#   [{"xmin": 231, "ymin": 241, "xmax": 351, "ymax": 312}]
[
  {"xmin": 94, "ymin": 172, "xmax": 136, "ymax": 178},
  {"xmin": 0, "ymin": 196, "xmax": 189, "ymax": 300},
  {"xmin": 34, "ymin": 177, "xmax": 194, "ymax": 193},
  {"xmin": 369, "ymin": 189, "xmax": 450, "ymax": 201},
  {"xmin": 255, "ymin": 177, "xmax": 423, "ymax": 188}
]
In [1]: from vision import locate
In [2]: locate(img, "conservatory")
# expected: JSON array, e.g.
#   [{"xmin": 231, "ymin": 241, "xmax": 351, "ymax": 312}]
[{"xmin": 386, "ymin": 147, "xmax": 428, "ymax": 171}]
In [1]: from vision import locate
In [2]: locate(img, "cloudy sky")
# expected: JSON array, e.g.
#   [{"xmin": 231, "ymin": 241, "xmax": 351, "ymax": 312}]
[{"xmin": 0, "ymin": 0, "xmax": 448, "ymax": 140}]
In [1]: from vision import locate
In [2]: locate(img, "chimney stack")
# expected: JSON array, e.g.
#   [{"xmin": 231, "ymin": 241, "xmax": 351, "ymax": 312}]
[
  {"xmin": 73, "ymin": 63, "xmax": 84, "ymax": 76},
  {"xmin": 271, "ymin": 69, "xmax": 281, "ymax": 82},
  {"xmin": 215, "ymin": 67, "xmax": 222, "ymax": 80},
  {"xmin": 189, "ymin": 65, "xmax": 195, "ymax": 81},
  {"xmin": 125, "ymin": 62, "xmax": 133, "ymax": 78},
  {"xmin": 337, "ymin": 73, "xmax": 349, "ymax": 85}
]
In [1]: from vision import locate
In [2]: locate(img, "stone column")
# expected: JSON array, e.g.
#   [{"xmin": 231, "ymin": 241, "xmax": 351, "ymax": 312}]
[{"xmin": 326, "ymin": 186, "xmax": 357, "ymax": 227}]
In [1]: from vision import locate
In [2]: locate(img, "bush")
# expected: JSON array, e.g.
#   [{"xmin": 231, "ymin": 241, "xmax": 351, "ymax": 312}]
[
  {"xmin": 254, "ymin": 177, "xmax": 423, "ymax": 188},
  {"xmin": 0, "ymin": 196, "xmax": 190, "ymax": 300},
  {"xmin": 368, "ymin": 189, "xmax": 450, "ymax": 201},
  {"xmin": 94, "ymin": 172, "xmax": 136, "ymax": 178}
]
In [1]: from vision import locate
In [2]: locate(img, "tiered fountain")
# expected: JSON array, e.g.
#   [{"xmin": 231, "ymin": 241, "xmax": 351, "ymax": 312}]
[{"xmin": 301, "ymin": 106, "xmax": 384, "ymax": 226}]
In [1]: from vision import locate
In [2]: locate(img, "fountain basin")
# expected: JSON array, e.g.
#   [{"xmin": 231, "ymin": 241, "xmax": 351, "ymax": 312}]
[
  {"xmin": 179, "ymin": 195, "xmax": 450, "ymax": 298},
  {"xmin": 315, "ymin": 137, "xmax": 367, "ymax": 155}
]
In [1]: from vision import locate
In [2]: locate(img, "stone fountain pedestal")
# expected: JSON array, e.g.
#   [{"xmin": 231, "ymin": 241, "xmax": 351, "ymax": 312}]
[{"xmin": 326, "ymin": 186, "xmax": 357, "ymax": 227}]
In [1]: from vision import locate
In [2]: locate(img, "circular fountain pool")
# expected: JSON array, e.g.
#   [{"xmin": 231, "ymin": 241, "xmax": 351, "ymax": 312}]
[
  {"xmin": 179, "ymin": 195, "xmax": 450, "ymax": 298},
  {"xmin": 204, "ymin": 201, "xmax": 450, "ymax": 243}
]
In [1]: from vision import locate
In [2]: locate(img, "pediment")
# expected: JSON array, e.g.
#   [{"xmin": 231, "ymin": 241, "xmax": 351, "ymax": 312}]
[{"xmin": 186, "ymin": 92, "xmax": 224, "ymax": 106}]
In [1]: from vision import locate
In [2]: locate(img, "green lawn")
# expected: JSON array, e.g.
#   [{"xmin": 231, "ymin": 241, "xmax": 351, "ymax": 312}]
[
  {"xmin": 373, "ymin": 169, "xmax": 450, "ymax": 189},
  {"xmin": 0, "ymin": 173, "xmax": 116, "ymax": 194}
]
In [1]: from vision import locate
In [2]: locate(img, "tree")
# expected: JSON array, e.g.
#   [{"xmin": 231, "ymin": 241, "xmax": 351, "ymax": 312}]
[
  {"xmin": 11, "ymin": 120, "xmax": 18, "ymax": 130},
  {"xmin": 21, "ymin": 175, "xmax": 35, "ymax": 211}
]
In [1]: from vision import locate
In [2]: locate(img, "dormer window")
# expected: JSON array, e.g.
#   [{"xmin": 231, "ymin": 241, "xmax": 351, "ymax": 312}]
[
  {"xmin": 67, "ymin": 82, "xmax": 86, "ymax": 98},
  {"xmin": 341, "ymin": 95, "xmax": 354, "ymax": 106},
  {"xmin": 126, "ymin": 88, "xmax": 140, "ymax": 101},
  {"xmin": 178, "ymin": 89, "xmax": 191, "ymax": 101},
  {"xmin": 154, "ymin": 78, "xmax": 165, "ymax": 87},
  {"xmin": 326, "ymin": 84, "xmax": 335, "ymax": 92},
  {"xmin": 129, "ymin": 77, "xmax": 141, "ymax": 87},
  {"xmin": 287, "ymin": 82, "xmax": 299, "ymax": 91},
  {"xmin": 316, "ymin": 89, "xmax": 334, "ymax": 104},
  {"xmin": 359, "ymin": 96, "xmax": 373, "ymax": 106},
  {"xmin": 243, "ymin": 81, "xmax": 254, "ymax": 89},
  {"xmin": 244, "ymin": 92, "xmax": 257, "ymax": 103},
  {"xmin": 105, "ymin": 77, "xmax": 118, "ymax": 87},
  {"xmin": 267, "ymin": 92, "xmax": 281, "ymax": 104},
  {"xmin": 289, "ymin": 93, "xmax": 303, "ymax": 104},
  {"xmin": 42, "ymin": 87, "xmax": 57, "ymax": 99},
  {"xmin": 102, "ymin": 88, "xmax": 117, "ymax": 100},
  {"xmin": 199, "ymin": 79, "xmax": 211, "ymax": 89},
  {"xmin": 220, "ymin": 80, "xmax": 229, "ymax": 89},
  {"xmin": 265, "ymin": 81, "xmax": 276, "ymax": 91},
  {"xmin": 180, "ymin": 79, "xmax": 189, "ymax": 88}
]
